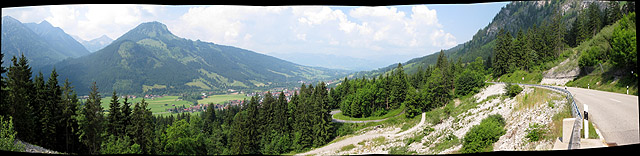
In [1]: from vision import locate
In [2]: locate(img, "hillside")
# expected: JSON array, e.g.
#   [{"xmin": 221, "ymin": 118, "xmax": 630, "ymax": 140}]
[
  {"xmin": 24, "ymin": 20, "xmax": 90, "ymax": 58},
  {"xmin": 348, "ymin": 0, "xmax": 613, "ymax": 79},
  {"xmin": 48, "ymin": 21, "xmax": 349, "ymax": 94},
  {"xmin": 1, "ymin": 16, "xmax": 89, "ymax": 68}
]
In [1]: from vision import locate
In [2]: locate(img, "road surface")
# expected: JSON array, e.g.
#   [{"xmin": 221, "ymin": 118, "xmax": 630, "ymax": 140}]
[{"xmin": 567, "ymin": 87, "xmax": 639, "ymax": 145}]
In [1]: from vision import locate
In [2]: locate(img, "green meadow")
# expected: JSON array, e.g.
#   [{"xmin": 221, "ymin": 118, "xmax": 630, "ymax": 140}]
[{"xmin": 96, "ymin": 94, "xmax": 249, "ymax": 116}]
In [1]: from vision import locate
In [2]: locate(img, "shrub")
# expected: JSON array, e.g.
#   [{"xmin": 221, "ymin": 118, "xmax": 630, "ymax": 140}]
[
  {"xmin": 505, "ymin": 83, "xmax": 523, "ymax": 98},
  {"xmin": 525, "ymin": 123, "xmax": 547, "ymax": 142},
  {"xmin": 461, "ymin": 114, "xmax": 506, "ymax": 153},
  {"xmin": 0, "ymin": 116, "xmax": 25, "ymax": 152}
]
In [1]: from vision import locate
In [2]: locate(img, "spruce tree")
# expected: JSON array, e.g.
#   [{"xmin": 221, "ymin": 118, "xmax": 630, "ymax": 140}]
[
  {"xmin": 107, "ymin": 90, "xmax": 122, "ymax": 137},
  {"xmin": 78, "ymin": 82, "xmax": 104, "ymax": 154},
  {"xmin": 47, "ymin": 69, "xmax": 66, "ymax": 150},
  {"xmin": 7, "ymin": 54, "xmax": 36, "ymax": 143},
  {"xmin": 33, "ymin": 72, "xmax": 48, "ymax": 146},
  {"xmin": 121, "ymin": 96, "xmax": 132, "ymax": 139},
  {"xmin": 60, "ymin": 79, "xmax": 81, "ymax": 153}
]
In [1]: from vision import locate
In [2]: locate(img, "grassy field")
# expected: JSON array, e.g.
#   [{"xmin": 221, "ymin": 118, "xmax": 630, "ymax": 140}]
[
  {"xmin": 197, "ymin": 94, "xmax": 248, "ymax": 104},
  {"xmin": 96, "ymin": 93, "xmax": 248, "ymax": 116},
  {"xmin": 98, "ymin": 96, "xmax": 192, "ymax": 115}
]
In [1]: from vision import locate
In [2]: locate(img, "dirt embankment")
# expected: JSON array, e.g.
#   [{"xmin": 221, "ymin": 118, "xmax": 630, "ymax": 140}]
[
  {"xmin": 312, "ymin": 84, "xmax": 568, "ymax": 155},
  {"xmin": 541, "ymin": 55, "xmax": 580, "ymax": 86}
]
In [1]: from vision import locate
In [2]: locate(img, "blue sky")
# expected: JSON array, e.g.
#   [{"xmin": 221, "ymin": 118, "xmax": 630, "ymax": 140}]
[{"xmin": 2, "ymin": 3, "xmax": 508, "ymax": 68}]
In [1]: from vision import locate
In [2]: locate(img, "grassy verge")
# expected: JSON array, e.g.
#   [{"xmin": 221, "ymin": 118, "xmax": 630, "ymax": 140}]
[
  {"xmin": 514, "ymin": 87, "xmax": 563, "ymax": 112},
  {"xmin": 565, "ymin": 63, "xmax": 638, "ymax": 95},
  {"xmin": 550, "ymin": 95, "xmax": 572, "ymax": 141},
  {"xmin": 580, "ymin": 121, "xmax": 599, "ymax": 139},
  {"xmin": 496, "ymin": 70, "xmax": 544, "ymax": 84}
]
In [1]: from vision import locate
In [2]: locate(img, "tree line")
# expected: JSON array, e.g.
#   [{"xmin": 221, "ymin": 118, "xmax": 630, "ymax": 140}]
[
  {"xmin": 0, "ymin": 53, "xmax": 335, "ymax": 155},
  {"xmin": 492, "ymin": 2, "xmax": 635, "ymax": 78},
  {"xmin": 333, "ymin": 49, "xmax": 487, "ymax": 119}
]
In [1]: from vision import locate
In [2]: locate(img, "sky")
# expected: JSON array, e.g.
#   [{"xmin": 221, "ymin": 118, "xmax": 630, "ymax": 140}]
[{"xmin": 2, "ymin": 3, "xmax": 508, "ymax": 68}]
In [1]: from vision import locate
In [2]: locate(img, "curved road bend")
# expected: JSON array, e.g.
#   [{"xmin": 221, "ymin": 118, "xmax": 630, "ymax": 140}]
[
  {"xmin": 298, "ymin": 112, "xmax": 426, "ymax": 156},
  {"xmin": 566, "ymin": 86, "xmax": 639, "ymax": 145}
]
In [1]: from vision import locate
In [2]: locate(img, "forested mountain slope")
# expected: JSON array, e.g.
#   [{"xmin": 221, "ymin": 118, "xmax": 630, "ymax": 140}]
[
  {"xmin": 48, "ymin": 21, "xmax": 348, "ymax": 94},
  {"xmin": 1, "ymin": 16, "xmax": 89, "ymax": 68},
  {"xmin": 349, "ymin": 0, "xmax": 623, "ymax": 79}
]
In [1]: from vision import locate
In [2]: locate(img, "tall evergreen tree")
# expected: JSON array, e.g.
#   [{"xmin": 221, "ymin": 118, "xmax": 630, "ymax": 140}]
[
  {"xmin": 0, "ymin": 51, "xmax": 6, "ymax": 118},
  {"xmin": 7, "ymin": 54, "xmax": 36, "ymax": 143},
  {"xmin": 46, "ymin": 69, "xmax": 63, "ymax": 150},
  {"xmin": 131, "ymin": 99, "xmax": 153, "ymax": 154},
  {"xmin": 107, "ymin": 90, "xmax": 122, "ymax": 137},
  {"xmin": 78, "ymin": 82, "xmax": 104, "ymax": 154},
  {"xmin": 60, "ymin": 79, "xmax": 81, "ymax": 153},
  {"xmin": 121, "ymin": 96, "xmax": 132, "ymax": 139},
  {"xmin": 389, "ymin": 63, "xmax": 407, "ymax": 109},
  {"xmin": 32, "ymin": 72, "xmax": 48, "ymax": 146}
]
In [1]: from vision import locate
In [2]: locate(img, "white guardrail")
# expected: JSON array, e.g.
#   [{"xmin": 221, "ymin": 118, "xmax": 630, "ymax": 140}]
[{"xmin": 488, "ymin": 82, "xmax": 582, "ymax": 149}]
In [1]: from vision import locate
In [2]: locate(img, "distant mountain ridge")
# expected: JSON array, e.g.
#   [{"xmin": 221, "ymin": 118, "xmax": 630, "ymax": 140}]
[
  {"xmin": 48, "ymin": 21, "xmax": 349, "ymax": 94},
  {"xmin": 1, "ymin": 16, "xmax": 89, "ymax": 68},
  {"xmin": 24, "ymin": 20, "xmax": 89, "ymax": 57},
  {"xmin": 73, "ymin": 35, "xmax": 114, "ymax": 52}
]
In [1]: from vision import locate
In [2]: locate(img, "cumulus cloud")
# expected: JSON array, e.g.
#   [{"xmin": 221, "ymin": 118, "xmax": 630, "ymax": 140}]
[{"xmin": 3, "ymin": 5, "xmax": 459, "ymax": 64}]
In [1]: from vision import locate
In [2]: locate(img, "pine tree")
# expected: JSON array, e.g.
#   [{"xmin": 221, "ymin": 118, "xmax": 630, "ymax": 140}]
[
  {"xmin": 7, "ymin": 54, "xmax": 36, "ymax": 143},
  {"xmin": 46, "ymin": 69, "xmax": 63, "ymax": 150},
  {"xmin": 60, "ymin": 79, "xmax": 81, "ymax": 153},
  {"xmin": 121, "ymin": 96, "xmax": 132, "ymax": 139},
  {"xmin": 131, "ymin": 98, "xmax": 153, "ymax": 154},
  {"xmin": 0, "ymin": 51, "xmax": 7, "ymax": 118},
  {"xmin": 389, "ymin": 63, "xmax": 407, "ymax": 110},
  {"xmin": 107, "ymin": 90, "xmax": 122, "ymax": 137},
  {"xmin": 78, "ymin": 82, "xmax": 104, "ymax": 154},
  {"xmin": 587, "ymin": 3, "xmax": 603, "ymax": 37},
  {"xmin": 32, "ymin": 72, "xmax": 48, "ymax": 146}
]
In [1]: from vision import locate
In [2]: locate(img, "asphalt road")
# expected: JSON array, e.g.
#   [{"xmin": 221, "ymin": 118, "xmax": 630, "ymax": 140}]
[{"xmin": 567, "ymin": 86, "xmax": 639, "ymax": 145}]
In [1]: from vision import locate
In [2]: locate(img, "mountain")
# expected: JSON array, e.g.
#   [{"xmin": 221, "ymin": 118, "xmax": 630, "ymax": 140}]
[
  {"xmin": 1, "ymin": 16, "xmax": 88, "ymax": 68},
  {"xmin": 23, "ymin": 20, "xmax": 90, "ymax": 58},
  {"xmin": 349, "ymin": 0, "xmax": 615, "ymax": 78},
  {"xmin": 77, "ymin": 35, "xmax": 114, "ymax": 52},
  {"xmin": 273, "ymin": 52, "xmax": 387, "ymax": 71},
  {"xmin": 49, "ymin": 21, "xmax": 349, "ymax": 94}
]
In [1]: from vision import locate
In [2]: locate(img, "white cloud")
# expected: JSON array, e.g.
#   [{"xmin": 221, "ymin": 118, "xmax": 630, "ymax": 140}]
[{"xmin": 3, "ymin": 5, "xmax": 459, "ymax": 65}]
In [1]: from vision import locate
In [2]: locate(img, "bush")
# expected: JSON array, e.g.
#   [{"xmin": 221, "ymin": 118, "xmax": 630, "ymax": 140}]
[
  {"xmin": 461, "ymin": 114, "xmax": 506, "ymax": 153},
  {"xmin": 456, "ymin": 69, "xmax": 485, "ymax": 97},
  {"xmin": 610, "ymin": 12, "xmax": 636, "ymax": 69},
  {"xmin": 1, "ymin": 116, "xmax": 25, "ymax": 152},
  {"xmin": 505, "ymin": 83, "xmax": 523, "ymax": 98},
  {"xmin": 525, "ymin": 123, "xmax": 547, "ymax": 142},
  {"xmin": 579, "ymin": 46, "xmax": 606, "ymax": 67},
  {"xmin": 335, "ymin": 123, "xmax": 354, "ymax": 137}
]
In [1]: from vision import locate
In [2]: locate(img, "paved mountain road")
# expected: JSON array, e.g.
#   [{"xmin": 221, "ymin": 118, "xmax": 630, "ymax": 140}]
[{"xmin": 567, "ymin": 87, "xmax": 639, "ymax": 145}]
